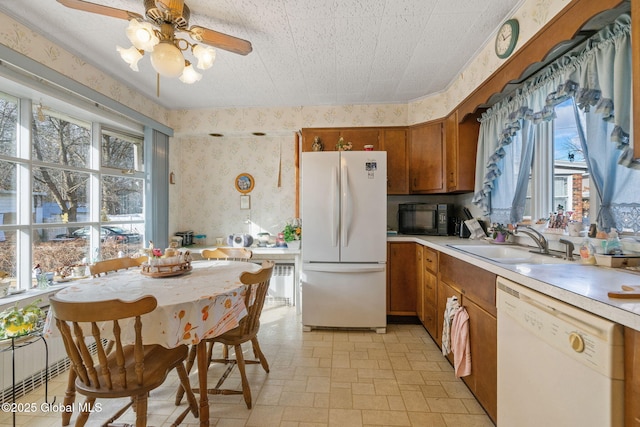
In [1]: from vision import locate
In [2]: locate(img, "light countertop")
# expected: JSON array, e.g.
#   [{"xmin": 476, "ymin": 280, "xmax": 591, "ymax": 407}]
[
  {"xmin": 188, "ymin": 245, "xmax": 300, "ymax": 261},
  {"xmin": 389, "ymin": 235, "xmax": 640, "ymax": 331}
]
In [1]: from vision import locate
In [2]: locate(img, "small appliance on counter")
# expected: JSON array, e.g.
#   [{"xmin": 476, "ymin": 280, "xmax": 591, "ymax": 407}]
[
  {"xmin": 227, "ymin": 233, "xmax": 253, "ymax": 247},
  {"xmin": 256, "ymin": 232, "xmax": 271, "ymax": 247},
  {"xmin": 175, "ymin": 230, "xmax": 194, "ymax": 246},
  {"xmin": 398, "ymin": 203, "xmax": 453, "ymax": 235}
]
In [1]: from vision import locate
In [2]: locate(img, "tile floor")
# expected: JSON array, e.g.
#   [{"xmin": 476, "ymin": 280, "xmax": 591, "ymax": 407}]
[{"xmin": 0, "ymin": 303, "xmax": 494, "ymax": 426}]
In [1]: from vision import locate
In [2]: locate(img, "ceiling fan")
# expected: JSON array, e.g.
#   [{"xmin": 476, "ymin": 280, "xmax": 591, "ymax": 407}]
[{"xmin": 56, "ymin": 0, "xmax": 252, "ymax": 86}]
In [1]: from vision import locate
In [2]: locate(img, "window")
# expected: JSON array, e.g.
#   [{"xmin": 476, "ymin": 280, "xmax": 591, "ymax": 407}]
[
  {"xmin": 101, "ymin": 128, "xmax": 144, "ymax": 172},
  {"xmin": 0, "ymin": 89, "xmax": 145, "ymax": 288},
  {"xmin": 551, "ymin": 100, "xmax": 590, "ymax": 224}
]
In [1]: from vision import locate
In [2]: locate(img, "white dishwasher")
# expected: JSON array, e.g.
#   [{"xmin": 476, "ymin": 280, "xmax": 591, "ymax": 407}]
[{"xmin": 496, "ymin": 277, "xmax": 624, "ymax": 427}]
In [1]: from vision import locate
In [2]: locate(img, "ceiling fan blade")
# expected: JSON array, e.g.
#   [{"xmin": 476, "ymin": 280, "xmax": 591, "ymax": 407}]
[
  {"xmin": 189, "ymin": 26, "xmax": 252, "ymax": 56},
  {"xmin": 57, "ymin": 0, "xmax": 144, "ymax": 21}
]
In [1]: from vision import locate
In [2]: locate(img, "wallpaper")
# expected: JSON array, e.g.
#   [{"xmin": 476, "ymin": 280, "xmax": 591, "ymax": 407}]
[
  {"xmin": 170, "ymin": 134, "xmax": 298, "ymax": 245},
  {"xmin": 0, "ymin": 0, "xmax": 572, "ymax": 241}
]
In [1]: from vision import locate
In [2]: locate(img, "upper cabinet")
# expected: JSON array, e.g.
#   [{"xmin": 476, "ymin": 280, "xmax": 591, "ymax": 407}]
[
  {"xmin": 301, "ymin": 127, "xmax": 409, "ymax": 194},
  {"xmin": 409, "ymin": 121, "xmax": 444, "ymax": 193},
  {"xmin": 300, "ymin": 128, "xmax": 380, "ymax": 152},
  {"xmin": 445, "ymin": 110, "xmax": 480, "ymax": 193},
  {"xmin": 302, "ymin": 122, "xmax": 477, "ymax": 195},
  {"xmin": 409, "ymin": 113, "xmax": 479, "ymax": 194},
  {"xmin": 381, "ymin": 128, "xmax": 409, "ymax": 194}
]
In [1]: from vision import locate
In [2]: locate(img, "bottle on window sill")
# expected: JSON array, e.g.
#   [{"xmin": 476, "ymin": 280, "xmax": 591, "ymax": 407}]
[
  {"xmin": 579, "ymin": 238, "xmax": 596, "ymax": 265},
  {"xmin": 605, "ymin": 230, "xmax": 623, "ymax": 255}
]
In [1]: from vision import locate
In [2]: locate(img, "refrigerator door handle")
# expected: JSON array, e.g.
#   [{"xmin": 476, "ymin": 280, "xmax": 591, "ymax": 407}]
[
  {"xmin": 341, "ymin": 163, "xmax": 351, "ymax": 247},
  {"xmin": 331, "ymin": 166, "xmax": 339, "ymax": 247}
]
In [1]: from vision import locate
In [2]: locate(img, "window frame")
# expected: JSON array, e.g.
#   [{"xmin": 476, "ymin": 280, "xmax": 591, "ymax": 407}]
[{"xmin": 0, "ymin": 90, "xmax": 146, "ymax": 290}]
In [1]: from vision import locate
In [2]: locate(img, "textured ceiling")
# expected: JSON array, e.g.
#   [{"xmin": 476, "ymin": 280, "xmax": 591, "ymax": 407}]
[{"xmin": 0, "ymin": 0, "xmax": 524, "ymax": 110}]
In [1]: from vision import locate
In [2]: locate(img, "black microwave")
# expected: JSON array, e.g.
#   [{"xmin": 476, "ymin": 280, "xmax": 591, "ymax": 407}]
[{"xmin": 398, "ymin": 203, "xmax": 453, "ymax": 235}]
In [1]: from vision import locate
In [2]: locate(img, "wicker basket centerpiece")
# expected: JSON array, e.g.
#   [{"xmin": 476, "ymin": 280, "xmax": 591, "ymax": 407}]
[{"xmin": 141, "ymin": 249, "xmax": 192, "ymax": 278}]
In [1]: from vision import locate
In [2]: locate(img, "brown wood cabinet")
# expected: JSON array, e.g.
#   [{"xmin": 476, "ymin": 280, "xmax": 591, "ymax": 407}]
[
  {"xmin": 387, "ymin": 242, "xmax": 418, "ymax": 316},
  {"xmin": 300, "ymin": 128, "xmax": 380, "ymax": 152},
  {"xmin": 381, "ymin": 128, "xmax": 408, "ymax": 194},
  {"xmin": 300, "ymin": 126, "xmax": 409, "ymax": 194},
  {"xmin": 439, "ymin": 253, "xmax": 497, "ymax": 423},
  {"xmin": 409, "ymin": 121, "xmax": 444, "ymax": 193},
  {"xmin": 301, "ymin": 123, "xmax": 477, "ymax": 195},
  {"xmin": 445, "ymin": 110, "xmax": 480, "ymax": 193},
  {"xmin": 436, "ymin": 279, "xmax": 461, "ymax": 365},
  {"xmin": 421, "ymin": 246, "xmax": 438, "ymax": 338},
  {"xmin": 415, "ymin": 245, "xmax": 425, "ymax": 323}
]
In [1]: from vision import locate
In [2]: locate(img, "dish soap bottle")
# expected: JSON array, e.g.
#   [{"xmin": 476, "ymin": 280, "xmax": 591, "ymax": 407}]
[
  {"xmin": 579, "ymin": 238, "xmax": 596, "ymax": 265},
  {"xmin": 605, "ymin": 230, "xmax": 623, "ymax": 255}
]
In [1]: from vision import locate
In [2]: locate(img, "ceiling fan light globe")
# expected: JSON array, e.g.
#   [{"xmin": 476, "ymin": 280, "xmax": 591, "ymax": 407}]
[
  {"xmin": 125, "ymin": 20, "xmax": 158, "ymax": 52},
  {"xmin": 192, "ymin": 44, "xmax": 216, "ymax": 70},
  {"xmin": 179, "ymin": 63, "xmax": 202, "ymax": 84},
  {"xmin": 150, "ymin": 41, "xmax": 185, "ymax": 77},
  {"xmin": 117, "ymin": 45, "xmax": 143, "ymax": 71}
]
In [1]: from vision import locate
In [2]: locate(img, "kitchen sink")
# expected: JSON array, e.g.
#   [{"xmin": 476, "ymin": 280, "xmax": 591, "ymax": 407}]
[{"xmin": 447, "ymin": 244, "xmax": 568, "ymax": 265}]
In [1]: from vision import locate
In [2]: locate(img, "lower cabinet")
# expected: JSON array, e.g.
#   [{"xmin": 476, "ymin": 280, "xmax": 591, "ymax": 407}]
[
  {"xmin": 464, "ymin": 298, "xmax": 497, "ymax": 421},
  {"xmin": 438, "ymin": 253, "xmax": 497, "ymax": 423},
  {"xmin": 390, "ymin": 242, "xmax": 640, "ymax": 426},
  {"xmin": 421, "ymin": 247, "xmax": 438, "ymax": 338},
  {"xmin": 436, "ymin": 279, "xmax": 461, "ymax": 365},
  {"xmin": 416, "ymin": 245, "xmax": 425, "ymax": 323},
  {"xmin": 387, "ymin": 242, "xmax": 418, "ymax": 315}
]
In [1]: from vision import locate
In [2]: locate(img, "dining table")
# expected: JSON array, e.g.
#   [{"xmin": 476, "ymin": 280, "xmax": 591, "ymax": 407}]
[{"xmin": 43, "ymin": 259, "xmax": 261, "ymax": 427}]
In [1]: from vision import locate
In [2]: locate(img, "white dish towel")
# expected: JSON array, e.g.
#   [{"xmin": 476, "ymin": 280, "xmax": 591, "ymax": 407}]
[{"xmin": 442, "ymin": 296, "xmax": 459, "ymax": 356}]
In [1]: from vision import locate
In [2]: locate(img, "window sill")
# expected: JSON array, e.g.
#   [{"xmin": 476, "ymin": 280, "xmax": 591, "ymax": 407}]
[{"xmin": 0, "ymin": 286, "xmax": 65, "ymax": 312}]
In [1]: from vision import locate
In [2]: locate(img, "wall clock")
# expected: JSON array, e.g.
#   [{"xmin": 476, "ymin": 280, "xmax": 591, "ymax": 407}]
[{"xmin": 495, "ymin": 19, "xmax": 519, "ymax": 59}]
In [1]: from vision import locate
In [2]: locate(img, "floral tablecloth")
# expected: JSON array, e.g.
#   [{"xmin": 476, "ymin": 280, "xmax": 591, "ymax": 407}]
[{"xmin": 43, "ymin": 260, "xmax": 260, "ymax": 349}]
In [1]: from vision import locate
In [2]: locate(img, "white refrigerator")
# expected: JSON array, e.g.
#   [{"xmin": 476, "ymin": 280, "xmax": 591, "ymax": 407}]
[{"xmin": 301, "ymin": 151, "xmax": 387, "ymax": 333}]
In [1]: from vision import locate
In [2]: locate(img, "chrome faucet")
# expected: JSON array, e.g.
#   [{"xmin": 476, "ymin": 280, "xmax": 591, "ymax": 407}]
[
  {"xmin": 559, "ymin": 238, "xmax": 575, "ymax": 261},
  {"xmin": 514, "ymin": 225, "xmax": 549, "ymax": 254}
]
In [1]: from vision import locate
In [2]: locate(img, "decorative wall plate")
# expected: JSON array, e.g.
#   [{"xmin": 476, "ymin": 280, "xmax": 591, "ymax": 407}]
[{"xmin": 235, "ymin": 173, "xmax": 254, "ymax": 194}]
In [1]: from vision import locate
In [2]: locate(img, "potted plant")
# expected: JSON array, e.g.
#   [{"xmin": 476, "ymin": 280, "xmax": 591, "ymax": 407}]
[
  {"xmin": 490, "ymin": 223, "xmax": 512, "ymax": 243},
  {"xmin": 0, "ymin": 299, "xmax": 44, "ymax": 338},
  {"xmin": 282, "ymin": 218, "xmax": 302, "ymax": 249}
]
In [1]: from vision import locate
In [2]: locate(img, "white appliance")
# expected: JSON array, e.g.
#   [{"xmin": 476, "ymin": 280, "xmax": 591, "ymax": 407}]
[
  {"xmin": 496, "ymin": 277, "xmax": 624, "ymax": 427},
  {"xmin": 301, "ymin": 151, "xmax": 387, "ymax": 333}
]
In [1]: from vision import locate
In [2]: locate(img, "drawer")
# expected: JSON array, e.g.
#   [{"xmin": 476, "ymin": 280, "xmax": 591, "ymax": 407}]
[
  {"xmin": 439, "ymin": 252, "xmax": 497, "ymax": 316},
  {"xmin": 423, "ymin": 247, "xmax": 438, "ymax": 274},
  {"xmin": 424, "ymin": 271, "xmax": 437, "ymax": 305}
]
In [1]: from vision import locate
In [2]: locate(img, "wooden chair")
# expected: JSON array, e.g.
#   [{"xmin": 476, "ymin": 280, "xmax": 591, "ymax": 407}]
[
  {"xmin": 176, "ymin": 260, "xmax": 274, "ymax": 409},
  {"xmin": 50, "ymin": 295, "xmax": 198, "ymax": 427},
  {"xmin": 89, "ymin": 256, "xmax": 145, "ymax": 278},
  {"xmin": 201, "ymin": 248, "xmax": 254, "ymax": 358},
  {"xmin": 201, "ymin": 247, "xmax": 252, "ymax": 261}
]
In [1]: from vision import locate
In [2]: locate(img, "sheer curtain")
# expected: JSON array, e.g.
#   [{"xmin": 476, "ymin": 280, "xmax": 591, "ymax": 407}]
[
  {"xmin": 472, "ymin": 13, "xmax": 633, "ymax": 227},
  {"xmin": 577, "ymin": 106, "xmax": 640, "ymax": 232}
]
